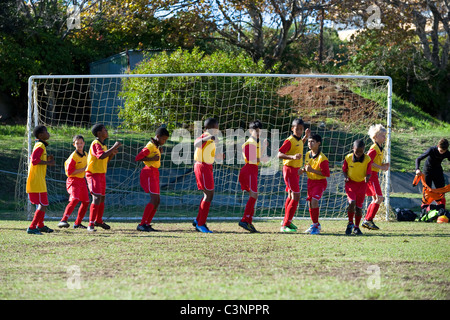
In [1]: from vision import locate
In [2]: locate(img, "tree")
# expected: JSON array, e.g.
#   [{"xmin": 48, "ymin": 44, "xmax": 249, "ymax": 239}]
[{"xmin": 161, "ymin": 0, "xmax": 334, "ymax": 69}]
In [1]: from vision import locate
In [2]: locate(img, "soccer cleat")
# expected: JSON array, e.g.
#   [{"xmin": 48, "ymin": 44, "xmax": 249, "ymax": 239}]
[
  {"xmin": 95, "ymin": 221, "xmax": 110, "ymax": 230},
  {"xmin": 192, "ymin": 219, "xmax": 198, "ymax": 227},
  {"xmin": 38, "ymin": 225, "xmax": 54, "ymax": 233},
  {"xmin": 73, "ymin": 224, "xmax": 87, "ymax": 229},
  {"xmin": 280, "ymin": 225, "xmax": 297, "ymax": 233},
  {"xmin": 362, "ymin": 220, "xmax": 379, "ymax": 230},
  {"xmin": 310, "ymin": 225, "xmax": 320, "ymax": 235},
  {"xmin": 196, "ymin": 224, "xmax": 213, "ymax": 233},
  {"xmin": 87, "ymin": 226, "xmax": 96, "ymax": 232},
  {"xmin": 280, "ymin": 221, "xmax": 298, "ymax": 230},
  {"xmin": 238, "ymin": 221, "xmax": 258, "ymax": 233},
  {"xmin": 27, "ymin": 227, "xmax": 42, "ymax": 235},
  {"xmin": 304, "ymin": 223, "xmax": 321, "ymax": 234},
  {"xmin": 345, "ymin": 222, "xmax": 354, "ymax": 235},
  {"xmin": 353, "ymin": 226, "xmax": 363, "ymax": 235},
  {"xmin": 58, "ymin": 221, "xmax": 70, "ymax": 228},
  {"xmin": 137, "ymin": 224, "xmax": 149, "ymax": 232}
]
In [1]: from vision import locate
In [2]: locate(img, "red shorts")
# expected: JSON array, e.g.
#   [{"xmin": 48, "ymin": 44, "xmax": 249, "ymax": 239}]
[
  {"xmin": 307, "ymin": 179, "xmax": 327, "ymax": 202},
  {"xmin": 86, "ymin": 172, "xmax": 106, "ymax": 196},
  {"xmin": 366, "ymin": 172, "xmax": 383, "ymax": 197},
  {"xmin": 345, "ymin": 180, "xmax": 367, "ymax": 208},
  {"xmin": 28, "ymin": 192, "xmax": 49, "ymax": 206},
  {"xmin": 66, "ymin": 177, "xmax": 90, "ymax": 202},
  {"xmin": 283, "ymin": 165, "xmax": 300, "ymax": 193},
  {"xmin": 140, "ymin": 166, "xmax": 160, "ymax": 194},
  {"xmin": 239, "ymin": 163, "xmax": 258, "ymax": 193},
  {"xmin": 194, "ymin": 162, "xmax": 214, "ymax": 191}
]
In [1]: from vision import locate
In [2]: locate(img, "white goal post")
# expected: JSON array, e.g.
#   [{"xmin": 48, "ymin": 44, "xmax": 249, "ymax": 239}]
[{"xmin": 18, "ymin": 73, "xmax": 393, "ymax": 222}]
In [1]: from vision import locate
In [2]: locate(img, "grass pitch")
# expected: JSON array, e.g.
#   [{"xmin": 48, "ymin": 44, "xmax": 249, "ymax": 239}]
[{"xmin": 0, "ymin": 219, "xmax": 448, "ymax": 300}]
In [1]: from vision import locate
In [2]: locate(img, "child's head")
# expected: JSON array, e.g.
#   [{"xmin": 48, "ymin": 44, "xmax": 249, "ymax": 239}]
[
  {"xmin": 33, "ymin": 125, "xmax": 50, "ymax": 141},
  {"xmin": 73, "ymin": 135, "xmax": 85, "ymax": 151},
  {"xmin": 204, "ymin": 118, "xmax": 219, "ymax": 135},
  {"xmin": 352, "ymin": 139, "xmax": 365, "ymax": 158},
  {"xmin": 91, "ymin": 123, "xmax": 107, "ymax": 139},
  {"xmin": 155, "ymin": 127, "xmax": 170, "ymax": 146},
  {"xmin": 249, "ymin": 120, "xmax": 263, "ymax": 138},
  {"xmin": 308, "ymin": 134, "xmax": 322, "ymax": 151},
  {"xmin": 368, "ymin": 124, "xmax": 387, "ymax": 145},
  {"xmin": 291, "ymin": 118, "xmax": 305, "ymax": 137},
  {"xmin": 437, "ymin": 138, "xmax": 449, "ymax": 154}
]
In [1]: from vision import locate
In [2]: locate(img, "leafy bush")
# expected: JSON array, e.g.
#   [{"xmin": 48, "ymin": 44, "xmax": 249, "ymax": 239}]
[{"xmin": 118, "ymin": 48, "xmax": 294, "ymax": 132}]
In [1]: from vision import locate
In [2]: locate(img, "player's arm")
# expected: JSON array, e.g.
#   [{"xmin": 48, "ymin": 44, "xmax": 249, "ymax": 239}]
[
  {"xmin": 66, "ymin": 158, "xmax": 85, "ymax": 175},
  {"xmin": 306, "ymin": 160, "xmax": 330, "ymax": 178},
  {"xmin": 277, "ymin": 140, "xmax": 301, "ymax": 160},
  {"xmin": 135, "ymin": 147, "xmax": 160, "ymax": 162},
  {"xmin": 302, "ymin": 128, "xmax": 311, "ymax": 144},
  {"xmin": 365, "ymin": 161, "xmax": 372, "ymax": 183},
  {"xmin": 342, "ymin": 159, "xmax": 349, "ymax": 182},
  {"xmin": 95, "ymin": 141, "xmax": 121, "ymax": 160},
  {"xmin": 368, "ymin": 149, "xmax": 389, "ymax": 171},
  {"xmin": 194, "ymin": 134, "xmax": 214, "ymax": 149},
  {"xmin": 31, "ymin": 148, "xmax": 55, "ymax": 166}
]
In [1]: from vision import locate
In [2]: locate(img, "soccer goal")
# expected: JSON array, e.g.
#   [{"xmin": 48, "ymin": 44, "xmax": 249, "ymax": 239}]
[{"xmin": 17, "ymin": 73, "xmax": 393, "ymax": 222}]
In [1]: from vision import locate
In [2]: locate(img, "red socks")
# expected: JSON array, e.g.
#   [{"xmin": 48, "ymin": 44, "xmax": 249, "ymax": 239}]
[
  {"xmin": 242, "ymin": 196, "xmax": 257, "ymax": 224},
  {"xmin": 283, "ymin": 199, "xmax": 298, "ymax": 226},
  {"xmin": 365, "ymin": 203, "xmax": 380, "ymax": 221},
  {"xmin": 140, "ymin": 202, "xmax": 155, "ymax": 226},
  {"xmin": 197, "ymin": 200, "xmax": 211, "ymax": 226},
  {"xmin": 309, "ymin": 207, "xmax": 320, "ymax": 224},
  {"xmin": 89, "ymin": 203, "xmax": 100, "ymax": 227},
  {"xmin": 29, "ymin": 209, "xmax": 45, "ymax": 229},
  {"xmin": 75, "ymin": 201, "xmax": 89, "ymax": 225},
  {"xmin": 62, "ymin": 199, "xmax": 79, "ymax": 221}
]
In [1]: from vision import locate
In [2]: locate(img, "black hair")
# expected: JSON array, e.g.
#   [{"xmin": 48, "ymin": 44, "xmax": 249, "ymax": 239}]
[
  {"xmin": 91, "ymin": 123, "xmax": 105, "ymax": 137},
  {"xmin": 353, "ymin": 139, "xmax": 365, "ymax": 149},
  {"xmin": 310, "ymin": 134, "xmax": 322, "ymax": 144},
  {"xmin": 291, "ymin": 118, "xmax": 304, "ymax": 127},
  {"xmin": 249, "ymin": 120, "xmax": 263, "ymax": 130},
  {"xmin": 204, "ymin": 118, "xmax": 218, "ymax": 129},
  {"xmin": 33, "ymin": 125, "xmax": 47, "ymax": 139},
  {"xmin": 73, "ymin": 135, "xmax": 85, "ymax": 143},
  {"xmin": 156, "ymin": 126, "xmax": 170, "ymax": 137}
]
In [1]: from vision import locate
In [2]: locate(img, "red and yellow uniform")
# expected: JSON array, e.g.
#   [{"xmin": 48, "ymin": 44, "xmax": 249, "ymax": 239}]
[
  {"xmin": 26, "ymin": 140, "xmax": 49, "ymax": 206},
  {"xmin": 343, "ymin": 153, "xmax": 372, "ymax": 208},
  {"xmin": 279, "ymin": 135, "xmax": 303, "ymax": 193},
  {"xmin": 194, "ymin": 132, "xmax": 216, "ymax": 191},
  {"xmin": 135, "ymin": 139, "xmax": 161, "ymax": 195},
  {"xmin": 366, "ymin": 143, "xmax": 384, "ymax": 197},
  {"xmin": 239, "ymin": 136, "xmax": 261, "ymax": 193},
  {"xmin": 64, "ymin": 150, "xmax": 89, "ymax": 202},
  {"xmin": 305, "ymin": 151, "xmax": 330, "ymax": 201},
  {"xmin": 86, "ymin": 139, "xmax": 108, "ymax": 196}
]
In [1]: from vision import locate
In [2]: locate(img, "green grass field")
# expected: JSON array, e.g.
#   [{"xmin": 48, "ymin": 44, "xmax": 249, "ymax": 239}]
[{"xmin": 1, "ymin": 219, "xmax": 448, "ymax": 300}]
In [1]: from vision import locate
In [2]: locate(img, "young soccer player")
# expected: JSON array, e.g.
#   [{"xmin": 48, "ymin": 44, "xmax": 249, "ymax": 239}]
[
  {"xmin": 238, "ymin": 120, "xmax": 267, "ymax": 233},
  {"xmin": 304, "ymin": 134, "xmax": 330, "ymax": 235},
  {"xmin": 58, "ymin": 135, "xmax": 90, "ymax": 229},
  {"xmin": 277, "ymin": 118, "xmax": 310, "ymax": 232},
  {"xmin": 135, "ymin": 127, "xmax": 170, "ymax": 231},
  {"xmin": 342, "ymin": 139, "xmax": 372, "ymax": 235},
  {"xmin": 415, "ymin": 138, "xmax": 450, "ymax": 209},
  {"xmin": 193, "ymin": 118, "xmax": 220, "ymax": 233},
  {"xmin": 362, "ymin": 124, "xmax": 390, "ymax": 230},
  {"xmin": 26, "ymin": 125, "xmax": 56, "ymax": 235},
  {"xmin": 85, "ymin": 124, "xmax": 122, "ymax": 232}
]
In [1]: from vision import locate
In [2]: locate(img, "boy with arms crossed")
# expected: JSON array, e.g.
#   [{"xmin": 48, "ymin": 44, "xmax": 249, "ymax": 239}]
[
  {"xmin": 135, "ymin": 127, "xmax": 170, "ymax": 231},
  {"xmin": 59, "ymin": 135, "xmax": 90, "ymax": 229},
  {"xmin": 26, "ymin": 125, "xmax": 56, "ymax": 235},
  {"xmin": 277, "ymin": 118, "xmax": 310, "ymax": 232}
]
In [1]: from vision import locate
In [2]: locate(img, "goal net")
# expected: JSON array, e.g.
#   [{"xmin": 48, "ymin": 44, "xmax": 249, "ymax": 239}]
[{"xmin": 17, "ymin": 73, "xmax": 393, "ymax": 222}]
